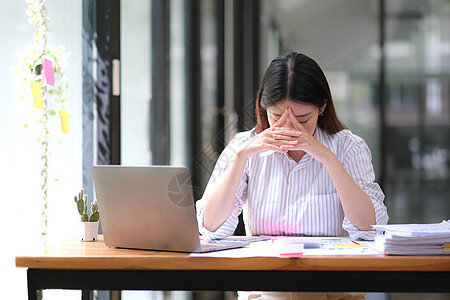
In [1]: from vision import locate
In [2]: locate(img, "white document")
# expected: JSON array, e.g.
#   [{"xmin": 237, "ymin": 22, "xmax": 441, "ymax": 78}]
[
  {"xmin": 372, "ymin": 220, "xmax": 450, "ymax": 255},
  {"xmin": 372, "ymin": 220, "xmax": 450, "ymax": 236},
  {"xmin": 302, "ymin": 237, "xmax": 381, "ymax": 256},
  {"xmin": 190, "ymin": 240, "xmax": 298, "ymax": 258},
  {"xmin": 190, "ymin": 237, "xmax": 382, "ymax": 258}
]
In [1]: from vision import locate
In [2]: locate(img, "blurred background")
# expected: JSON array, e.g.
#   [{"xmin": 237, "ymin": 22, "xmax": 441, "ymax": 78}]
[{"xmin": 1, "ymin": 0, "xmax": 449, "ymax": 299}]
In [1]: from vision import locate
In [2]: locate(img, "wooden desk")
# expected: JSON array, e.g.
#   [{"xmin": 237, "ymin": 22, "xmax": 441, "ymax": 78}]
[{"xmin": 16, "ymin": 236, "xmax": 450, "ymax": 300}]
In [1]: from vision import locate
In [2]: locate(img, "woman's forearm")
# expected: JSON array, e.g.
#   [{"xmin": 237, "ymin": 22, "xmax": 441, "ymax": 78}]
[
  {"xmin": 323, "ymin": 155, "xmax": 376, "ymax": 231},
  {"xmin": 202, "ymin": 151, "xmax": 249, "ymax": 232}
]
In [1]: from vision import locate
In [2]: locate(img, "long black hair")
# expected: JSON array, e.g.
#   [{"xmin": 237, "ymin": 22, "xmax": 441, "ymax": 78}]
[{"xmin": 255, "ymin": 52, "xmax": 346, "ymax": 134}]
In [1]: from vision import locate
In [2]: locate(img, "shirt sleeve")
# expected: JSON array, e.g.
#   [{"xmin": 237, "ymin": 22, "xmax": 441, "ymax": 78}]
[
  {"xmin": 341, "ymin": 138, "xmax": 389, "ymax": 241},
  {"xmin": 196, "ymin": 131, "xmax": 252, "ymax": 239}
]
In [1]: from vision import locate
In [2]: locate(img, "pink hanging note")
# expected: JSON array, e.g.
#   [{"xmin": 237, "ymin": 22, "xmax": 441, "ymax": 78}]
[{"xmin": 43, "ymin": 58, "xmax": 55, "ymax": 86}]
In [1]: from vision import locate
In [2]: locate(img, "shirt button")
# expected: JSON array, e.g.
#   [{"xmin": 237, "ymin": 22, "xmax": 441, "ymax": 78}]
[
  {"xmin": 290, "ymin": 198, "xmax": 296, "ymax": 203},
  {"xmin": 290, "ymin": 226, "xmax": 295, "ymax": 233}
]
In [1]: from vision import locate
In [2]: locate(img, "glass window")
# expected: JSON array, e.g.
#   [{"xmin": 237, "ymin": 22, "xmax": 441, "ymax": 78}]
[
  {"xmin": 384, "ymin": 0, "xmax": 450, "ymax": 223},
  {"xmin": 261, "ymin": 0, "xmax": 381, "ymax": 171},
  {"xmin": 121, "ymin": 0, "xmax": 152, "ymax": 165},
  {"xmin": 261, "ymin": 0, "xmax": 450, "ymax": 225},
  {"xmin": 170, "ymin": 0, "xmax": 187, "ymax": 166},
  {"xmin": 198, "ymin": 0, "xmax": 220, "ymax": 184},
  {"xmin": 1, "ymin": 0, "xmax": 82, "ymax": 298}
]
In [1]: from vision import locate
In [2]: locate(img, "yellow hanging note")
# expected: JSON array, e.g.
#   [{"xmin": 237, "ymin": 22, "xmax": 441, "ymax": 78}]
[
  {"xmin": 30, "ymin": 81, "xmax": 44, "ymax": 109},
  {"xmin": 59, "ymin": 109, "xmax": 69, "ymax": 134}
]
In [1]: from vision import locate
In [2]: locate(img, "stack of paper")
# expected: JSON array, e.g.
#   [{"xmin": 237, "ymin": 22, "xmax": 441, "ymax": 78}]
[{"xmin": 372, "ymin": 220, "xmax": 450, "ymax": 255}]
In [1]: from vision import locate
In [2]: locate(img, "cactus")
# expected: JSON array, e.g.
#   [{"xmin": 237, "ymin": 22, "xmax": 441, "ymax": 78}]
[
  {"xmin": 90, "ymin": 200, "xmax": 100, "ymax": 222},
  {"xmin": 74, "ymin": 189, "xmax": 100, "ymax": 222}
]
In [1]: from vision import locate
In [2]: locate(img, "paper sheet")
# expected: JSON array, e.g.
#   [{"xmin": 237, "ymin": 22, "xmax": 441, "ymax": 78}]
[
  {"xmin": 43, "ymin": 58, "xmax": 55, "ymax": 86},
  {"xmin": 59, "ymin": 109, "xmax": 69, "ymax": 134},
  {"xmin": 373, "ymin": 220, "xmax": 450, "ymax": 236},
  {"xmin": 30, "ymin": 81, "xmax": 44, "ymax": 109},
  {"xmin": 372, "ymin": 221, "xmax": 450, "ymax": 255},
  {"xmin": 190, "ymin": 237, "xmax": 382, "ymax": 258},
  {"xmin": 191, "ymin": 240, "xmax": 303, "ymax": 258}
]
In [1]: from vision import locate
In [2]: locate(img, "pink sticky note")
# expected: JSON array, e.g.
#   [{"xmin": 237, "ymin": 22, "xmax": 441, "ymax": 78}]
[
  {"xmin": 274, "ymin": 241, "xmax": 304, "ymax": 257},
  {"xmin": 279, "ymin": 252, "xmax": 304, "ymax": 258},
  {"xmin": 43, "ymin": 59, "xmax": 55, "ymax": 86}
]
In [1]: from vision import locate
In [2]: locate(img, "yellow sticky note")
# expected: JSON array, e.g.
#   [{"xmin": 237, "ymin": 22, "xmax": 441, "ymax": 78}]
[
  {"xmin": 30, "ymin": 81, "xmax": 44, "ymax": 109},
  {"xmin": 59, "ymin": 109, "xmax": 69, "ymax": 134}
]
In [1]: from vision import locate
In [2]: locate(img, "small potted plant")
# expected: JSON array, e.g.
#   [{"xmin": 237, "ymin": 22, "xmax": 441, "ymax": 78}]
[{"xmin": 74, "ymin": 189, "xmax": 100, "ymax": 241}]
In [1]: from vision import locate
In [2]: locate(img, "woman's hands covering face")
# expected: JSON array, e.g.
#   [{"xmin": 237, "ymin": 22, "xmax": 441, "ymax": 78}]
[
  {"xmin": 271, "ymin": 108, "xmax": 332, "ymax": 164},
  {"xmin": 238, "ymin": 108, "xmax": 331, "ymax": 164},
  {"xmin": 238, "ymin": 108, "xmax": 301, "ymax": 159}
]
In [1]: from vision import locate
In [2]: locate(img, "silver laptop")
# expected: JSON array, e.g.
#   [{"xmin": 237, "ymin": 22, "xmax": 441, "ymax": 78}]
[{"xmin": 92, "ymin": 165, "xmax": 249, "ymax": 252}]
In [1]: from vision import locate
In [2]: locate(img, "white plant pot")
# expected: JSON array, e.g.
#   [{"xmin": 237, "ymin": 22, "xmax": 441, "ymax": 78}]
[{"xmin": 81, "ymin": 221, "xmax": 99, "ymax": 242}]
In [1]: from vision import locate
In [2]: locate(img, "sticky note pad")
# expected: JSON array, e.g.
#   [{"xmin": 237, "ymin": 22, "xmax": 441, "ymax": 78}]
[
  {"xmin": 59, "ymin": 109, "xmax": 69, "ymax": 134},
  {"xmin": 276, "ymin": 243, "xmax": 304, "ymax": 257},
  {"xmin": 30, "ymin": 81, "xmax": 44, "ymax": 109},
  {"xmin": 43, "ymin": 58, "xmax": 55, "ymax": 86}
]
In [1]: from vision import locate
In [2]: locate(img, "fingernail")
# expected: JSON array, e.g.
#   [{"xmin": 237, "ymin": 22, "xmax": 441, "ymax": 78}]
[{"xmin": 295, "ymin": 131, "xmax": 302, "ymax": 135}]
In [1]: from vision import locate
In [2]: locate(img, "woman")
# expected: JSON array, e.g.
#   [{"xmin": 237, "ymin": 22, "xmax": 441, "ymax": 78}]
[{"xmin": 196, "ymin": 52, "xmax": 388, "ymax": 299}]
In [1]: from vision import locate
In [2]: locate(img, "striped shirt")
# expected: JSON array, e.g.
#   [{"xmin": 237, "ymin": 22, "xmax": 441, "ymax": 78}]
[{"xmin": 196, "ymin": 127, "xmax": 389, "ymax": 240}]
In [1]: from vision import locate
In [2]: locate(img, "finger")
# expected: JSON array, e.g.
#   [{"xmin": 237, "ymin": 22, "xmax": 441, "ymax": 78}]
[
  {"xmin": 287, "ymin": 108, "xmax": 306, "ymax": 131},
  {"xmin": 259, "ymin": 129, "xmax": 295, "ymax": 143},
  {"xmin": 260, "ymin": 131, "xmax": 299, "ymax": 149},
  {"xmin": 277, "ymin": 140, "xmax": 298, "ymax": 146},
  {"xmin": 273, "ymin": 134, "xmax": 301, "ymax": 143},
  {"xmin": 279, "ymin": 108, "xmax": 294, "ymax": 128},
  {"xmin": 280, "ymin": 144, "xmax": 298, "ymax": 152},
  {"xmin": 272, "ymin": 108, "xmax": 290, "ymax": 128},
  {"xmin": 272, "ymin": 127, "xmax": 302, "ymax": 138},
  {"xmin": 250, "ymin": 133, "xmax": 287, "ymax": 155},
  {"xmin": 263, "ymin": 142, "xmax": 290, "ymax": 153}
]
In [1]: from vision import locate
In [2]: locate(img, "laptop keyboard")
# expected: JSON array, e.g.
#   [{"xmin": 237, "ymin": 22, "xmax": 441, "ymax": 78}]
[{"xmin": 198, "ymin": 240, "xmax": 249, "ymax": 253}]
